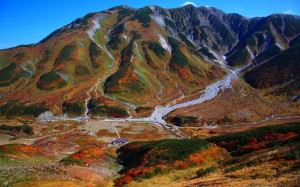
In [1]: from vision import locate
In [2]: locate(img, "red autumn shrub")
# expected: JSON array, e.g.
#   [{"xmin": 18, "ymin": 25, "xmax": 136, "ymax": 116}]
[{"xmin": 173, "ymin": 160, "xmax": 188, "ymax": 170}]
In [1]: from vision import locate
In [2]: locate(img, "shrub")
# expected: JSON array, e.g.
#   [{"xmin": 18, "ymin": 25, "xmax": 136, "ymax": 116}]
[
  {"xmin": 89, "ymin": 41, "xmax": 102, "ymax": 68},
  {"xmin": 148, "ymin": 42, "xmax": 166, "ymax": 57},
  {"xmin": 170, "ymin": 115, "xmax": 198, "ymax": 126},
  {"xmin": 0, "ymin": 124, "xmax": 33, "ymax": 135},
  {"xmin": 131, "ymin": 7, "xmax": 152, "ymax": 28},
  {"xmin": 196, "ymin": 166, "xmax": 217, "ymax": 177},
  {"xmin": 37, "ymin": 71, "xmax": 67, "ymax": 90},
  {"xmin": 61, "ymin": 156, "xmax": 85, "ymax": 166},
  {"xmin": 224, "ymin": 165, "xmax": 245, "ymax": 173},
  {"xmin": 0, "ymin": 62, "xmax": 20, "ymax": 87},
  {"xmin": 227, "ymin": 47, "xmax": 250, "ymax": 66},
  {"xmin": 62, "ymin": 100, "xmax": 85, "ymax": 117},
  {"xmin": 198, "ymin": 47, "xmax": 217, "ymax": 60},
  {"xmin": 53, "ymin": 44, "xmax": 75, "ymax": 67},
  {"xmin": 168, "ymin": 37, "xmax": 188, "ymax": 68},
  {"xmin": 207, "ymin": 123, "xmax": 300, "ymax": 156},
  {"xmin": 0, "ymin": 101, "xmax": 48, "ymax": 117}
]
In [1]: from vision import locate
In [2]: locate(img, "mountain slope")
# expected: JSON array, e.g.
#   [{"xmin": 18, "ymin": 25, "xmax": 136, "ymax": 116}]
[{"xmin": 0, "ymin": 5, "xmax": 299, "ymax": 120}]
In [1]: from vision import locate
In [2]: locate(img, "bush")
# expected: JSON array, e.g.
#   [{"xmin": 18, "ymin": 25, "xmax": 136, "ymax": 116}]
[
  {"xmin": 168, "ymin": 37, "xmax": 188, "ymax": 68},
  {"xmin": 89, "ymin": 41, "xmax": 102, "ymax": 68},
  {"xmin": 53, "ymin": 44, "xmax": 75, "ymax": 67},
  {"xmin": 224, "ymin": 165, "xmax": 245, "ymax": 173},
  {"xmin": 196, "ymin": 166, "xmax": 217, "ymax": 177},
  {"xmin": 37, "ymin": 71, "xmax": 67, "ymax": 90},
  {"xmin": 62, "ymin": 100, "xmax": 85, "ymax": 117},
  {"xmin": 170, "ymin": 115, "xmax": 198, "ymax": 126},
  {"xmin": 227, "ymin": 47, "xmax": 250, "ymax": 66},
  {"xmin": 61, "ymin": 156, "xmax": 85, "ymax": 166},
  {"xmin": 0, "ymin": 101, "xmax": 48, "ymax": 117},
  {"xmin": 253, "ymin": 45, "xmax": 281, "ymax": 65},
  {"xmin": 207, "ymin": 123, "xmax": 300, "ymax": 156},
  {"xmin": 131, "ymin": 7, "xmax": 152, "ymax": 28},
  {"xmin": 0, "ymin": 124, "xmax": 33, "ymax": 135},
  {"xmin": 148, "ymin": 42, "xmax": 166, "ymax": 57},
  {"xmin": 198, "ymin": 47, "xmax": 216, "ymax": 60},
  {"xmin": 0, "ymin": 62, "xmax": 19, "ymax": 87}
]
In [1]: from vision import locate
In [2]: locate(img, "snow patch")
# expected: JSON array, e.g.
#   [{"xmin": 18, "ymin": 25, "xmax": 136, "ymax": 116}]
[
  {"xmin": 134, "ymin": 42, "xmax": 144, "ymax": 61},
  {"xmin": 150, "ymin": 15, "xmax": 165, "ymax": 27},
  {"xmin": 275, "ymin": 42, "xmax": 285, "ymax": 50},
  {"xmin": 157, "ymin": 33, "xmax": 171, "ymax": 54},
  {"xmin": 246, "ymin": 46, "xmax": 254, "ymax": 60},
  {"xmin": 56, "ymin": 71, "xmax": 70, "ymax": 81},
  {"xmin": 123, "ymin": 34, "xmax": 130, "ymax": 42},
  {"xmin": 86, "ymin": 16, "xmax": 104, "ymax": 40},
  {"xmin": 21, "ymin": 60, "xmax": 36, "ymax": 76}
]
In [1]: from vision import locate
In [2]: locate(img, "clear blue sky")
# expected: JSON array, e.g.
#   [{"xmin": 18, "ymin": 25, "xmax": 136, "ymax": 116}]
[{"xmin": 0, "ymin": 0, "xmax": 299, "ymax": 50}]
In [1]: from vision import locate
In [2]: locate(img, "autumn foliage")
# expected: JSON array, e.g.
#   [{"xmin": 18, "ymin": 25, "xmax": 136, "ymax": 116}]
[
  {"xmin": 62, "ymin": 147, "xmax": 105, "ymax": 165},
  {"xmin": 207, "ymin": 123, "xmax": 299, "ymax": 156},
  {"xmin": 115, "ymin": 139, "xmax": 228, "ymax": 186}
]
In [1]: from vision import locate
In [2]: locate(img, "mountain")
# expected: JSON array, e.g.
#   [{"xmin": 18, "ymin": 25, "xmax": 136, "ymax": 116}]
[{"xmin": 0, "ymin": 5, "xmax": 299, "ymax": 122}]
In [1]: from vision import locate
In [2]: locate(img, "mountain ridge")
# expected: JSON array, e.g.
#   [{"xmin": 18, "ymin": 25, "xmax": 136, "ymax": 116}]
[{"xmin": 0, "ymin": 5, "xmax": 299, "ymax": 123}]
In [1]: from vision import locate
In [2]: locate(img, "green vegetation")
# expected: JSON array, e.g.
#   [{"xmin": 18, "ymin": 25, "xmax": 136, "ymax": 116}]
[
  {"xmin": 117, "ymin": 139, "xmax": 210, "ymax": 172},
  {"xmin": 131, "ymin": 7, "xmax": 152, "ymax": 28},
  {"xmin": 37, "ymin": 71, "xmax": 67, "ymax": 90},
  {"xmin": 179, "ymin": 33, "xmax": 194, "ymax": 47},
  {"xmin": 168, "ymin": 37, "xmax": 188, "ymax": 68},
  {"xmin": 0, "ymin": 62, "xmax": 20, "ymax": 87},
  {"xmin": 108, "ymin": 36, "xmax": 121, "ymax": 50},
  {"xmin": 289, "ymin": 35, "xmax": 300, "ymax": 47},
  {"xmin": 75, "ymin": 65, "xmax": 90, "ymax": 76},
  {"xmin": 89, "ymin": 41, "xmax": 102, "ymax": 68},
  {"xmin": 62, "ymin": 101, "xmax": 85, "ymax": 117},
  {"xmin": 13, "ymin": 52, "xmax": 26, "ymax": 59},
  {"xmin": 165, "ymin": 18, "xmax": 176, "ymax": 28},
  {"xmin": 224, "ymin": 165, "xmax": 245, "ymax": 173},
  {"xmin": 283, "ymin": 15, "xmax": 300, "ymax": 37},
  {"xmin": 0, "ymin": 100, "xmax": 48, "ymax": 117},
  {"xmin": 148, "ymin": 42, "xmax": 166, "ymax": 57},
  {"xmin": 207, "ymin": 123, "xmax": 300, "ymax": 156},
  {"xmin": 227, "ymin": 48, "xmax": 250, "ymax": 66},
  {"xmin": 191, "ymin": 14, "xmax": 200, "ymax": 25},
  {"xmin": 117, "ymin": 8, "xmax": 135, "ymax": 21},
  {"xmin": 53, "ymin": 44, "xmax": 75, "ymax": 67},
  {"xmin": 200, "ymin": 27, "xmax": 208, "ymax": 41},
  {"xmin": 253, "ymin": 45, "xmax": 281, "ymax": 64},
  {"xmin": 88, "ymin": 99, "xmax": 129, "ymax": 118},
  {"xmin": 209, "ymin": 15, "xmax": 235, "ymax": 45},
  {"xmin": 198, "ymin": 47, "xmax": 217, "ymax": 60},
  {"xmin": 196, "ymin": 166, "xmax": 217, "ymax": 177},
  {"xmin": 91, "ymin": 105, "xmax": 129, "ymax": 118},
  {"xmin": 0, "ymin": 124, "xmax": 33, "ymax": 135},
  {"xmin": 61, "ymin": 156, "xmax": 85, "ymax": 166},
  {"xmin": 134, "ymin": 107, "xmax": 152, "ymax": 113},
  {"xmin": 111, "ymin": 23, "xmax": 125, "ymax": 36},
  {"xmin": 120, "ymin": 41, "xmax": 134, "ymax": 67},
  {"xmin": 246, "ymin": 36, "xmax": 257, "ymax": 46},
  {"xmin": 245, "ymin": 44, "xmax": 300, "ymax": 89},
  {"xmin": 170, "ymin": 115, "xmax": 198, "ymax": 126}
]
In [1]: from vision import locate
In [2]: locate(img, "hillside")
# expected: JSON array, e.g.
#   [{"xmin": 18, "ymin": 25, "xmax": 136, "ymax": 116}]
[{"xmin": 0, "ymin": 5, "xmax": 299, "ymax": 123}]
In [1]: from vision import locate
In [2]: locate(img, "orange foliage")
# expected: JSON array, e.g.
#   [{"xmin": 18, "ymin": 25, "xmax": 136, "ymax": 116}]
[
  {"xmin": 173, "ymin": 160, "xmax": 188, "ymax": 169},
  {"xmin": 12, "ymin": 145, "xmax": 43, "ymax": 154},
  {"xmin": 115, "ymin": 175, "xmax": 133, "ymax": 187},
  {"xmin": 118, "ymin": 69, "xmax": 139, "ymax": 90},
  {"xmin": 70, "ymin": 147, "xmax": 104, "ymax": 164},
  {"xmin": 188, "ymin": 153, "xmax": 206, "ymax": 165}
]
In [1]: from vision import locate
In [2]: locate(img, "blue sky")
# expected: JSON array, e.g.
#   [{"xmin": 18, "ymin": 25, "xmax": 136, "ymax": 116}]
[{"xmin": 0, "ymin": 0, "xmax": 299, "ymax": 49}]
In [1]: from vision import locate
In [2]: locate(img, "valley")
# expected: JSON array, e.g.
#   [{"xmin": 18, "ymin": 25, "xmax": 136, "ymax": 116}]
[{"xmin": 0, "ymin": 4, "xmax": 299, "ymax": 186}]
